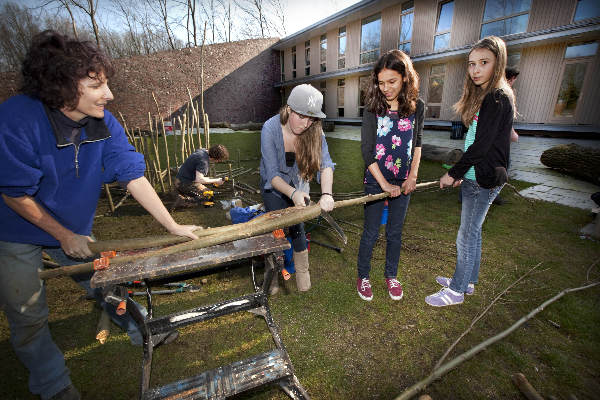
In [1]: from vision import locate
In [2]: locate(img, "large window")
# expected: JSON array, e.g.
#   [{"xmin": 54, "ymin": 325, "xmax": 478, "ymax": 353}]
[
  {"xmin": 426, "ymin": 64, "xmax": 446, "ymax": 118},
  {"xmin": 338, "ymin": 26, "xmax": 346, "ymax": 69},
  {"xmin": 305, "ymin": 40, "xmax": 310, "ymax": 76},
  {"xmin": 359, "ymin": 76, "xmax": 370, "ymax": 117},
  {"xmin": 398, "ymin": 1, "xmax": 414, "ymax": 54},
  {"xmin": 320, "ymin": 35, "xmax": 327, "ymax": 73},
  {"xmin": 319, "ymin": 81, "xmax": 327, "ymax": 113},
  {"xmin": 292, "ymin": 46, "xmax": 296, "ymax": 78},
  {"xmin": 360, "ymin": 13, "xmax": 381, "ymax": 64},
  {"xmin": 481, "ymin": 0, "xmax": 530, "ymax": 38},
  {"xmin": 553, "ymin": 42, "xmax": 598, "ymax": 119},
  {"xmin": 337, "ymin": 79, "xmax": 345, "ymax": 117},
  {"xmin": 574, "ymin": 0, "xmax": 600, "ymax": 21},
  {"xmin": 434, "ymin": 1, "xmax": 454, "ymax": 51}
]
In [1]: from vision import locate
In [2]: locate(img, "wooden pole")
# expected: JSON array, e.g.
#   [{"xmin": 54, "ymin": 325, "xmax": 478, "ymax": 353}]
[
  {"xmin": 103, "ymin": 184, "xmax": 115, "ymax": 213},
  {"xmin": 40, "ymin": 181, "xmax": 438, "ymax": 279}
]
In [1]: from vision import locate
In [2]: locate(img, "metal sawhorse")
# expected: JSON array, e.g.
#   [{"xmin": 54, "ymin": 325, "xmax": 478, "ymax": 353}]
[{"xmin": 91, "ymin": 233, "xmax": 309, "ymax": 400}]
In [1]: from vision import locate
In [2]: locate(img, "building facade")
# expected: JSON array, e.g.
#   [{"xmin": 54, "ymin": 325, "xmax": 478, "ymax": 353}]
[{"xmin": 272, "ymin": 0, "xmax": 600, "ymax": 131}]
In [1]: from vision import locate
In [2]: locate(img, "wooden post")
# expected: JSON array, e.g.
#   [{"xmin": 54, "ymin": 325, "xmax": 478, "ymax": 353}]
[{"xmin": 104, "ymin": 184, "xmax": 115, "ymax": 213}]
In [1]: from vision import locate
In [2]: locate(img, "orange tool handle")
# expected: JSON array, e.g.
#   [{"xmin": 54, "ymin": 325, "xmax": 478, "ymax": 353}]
[
  {"xmin": 272, "ymin": 229, "xmax": 285, "ymax": 239},
  {"xmin": 93, "ymin": 257, "xmax": 110, "ymax": 271},
  {"xmin": 116, "ymin": 300, "xmax": 127, "ymax": 316},
  {"xmin": 100, "ymin": 250, "xmax": 116, "ymax": 258}
]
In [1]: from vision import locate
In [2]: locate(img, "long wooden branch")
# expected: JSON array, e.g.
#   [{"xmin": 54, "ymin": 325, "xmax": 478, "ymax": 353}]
[
  {"xmin": 434, "ymin": 262, "xmax": 542, "ymax": 369},
  {"xmin": 39, "ymin": 181, "xmax": 438, "ymax": 279},
  {"xmin": 394, "ymin": 280, "xmax": 600, "ymax": 400}
]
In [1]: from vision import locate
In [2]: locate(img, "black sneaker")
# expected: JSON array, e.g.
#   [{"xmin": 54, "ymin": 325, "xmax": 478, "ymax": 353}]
[
  {"xmin": 50, "ymin": 384, "xmax": 80, "ymax": 400},
  {"xmin": 493, "ymin": 195, "xmax": 506, "ymax": 205}
]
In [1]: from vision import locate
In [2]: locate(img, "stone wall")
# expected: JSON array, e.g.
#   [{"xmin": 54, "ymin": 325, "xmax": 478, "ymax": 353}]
[{"xmin": 0, "ymin": 38, "xmax": 282, "ymax": 129}]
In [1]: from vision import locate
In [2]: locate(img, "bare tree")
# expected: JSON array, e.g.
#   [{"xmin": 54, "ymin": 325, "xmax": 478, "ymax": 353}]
[
  {"xmin": 201, "ymin": 0, "xmax": 218, "ymax": 44},
  {"xmin": 236, "ymin": 0, "xmax": 268, "ymax": 38},
  {"xmin": 58, "ymin": 0, "xmax": 78, "ymax": 38},
  {"xmin": 0, "ymin": 3, "xmax": 40, "ymax": 71},
  {"xmin": 268, "ymin": 0, "xmax": 286, "ymax": 37},
  {"xmin": 145, "ymin": 0, "xmax": 176, "ymax": 50},
  {"xmin": 69, "ymin": 0, "xmax": 101, "ymax": 47},
  {"xmin": 216, "ymin": 0, "xmax": 233, "ymax": 42},
  {"xmin": 187, "ymin": 0, "xmax": 198, "ymax": 46},
  {"xmin": 112, "ymin": 0, "xmax": 142, "ymax": 55}
]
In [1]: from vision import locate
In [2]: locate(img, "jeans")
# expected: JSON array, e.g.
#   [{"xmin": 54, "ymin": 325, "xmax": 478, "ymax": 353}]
[
  {"xmin": 0, "ymin": 241, "xmax": 147, "ymax": 399},
  {"xmin": 43, "ymin": 248, "xmax": 146, "ymax": 346},
  {"xmin": 262, "ymin": 188, "xmax": 307, "ymax": 252},
  {"xmin": 357, "ymin": 182, "xmax": 411, "ymax": 279},
  {"xmin": 449, "ymin": 179, "xmax": 503, "ymax": 293}
]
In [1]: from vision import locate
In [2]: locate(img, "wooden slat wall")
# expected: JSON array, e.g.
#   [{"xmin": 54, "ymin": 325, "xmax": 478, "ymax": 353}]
[
  {"xmin": 381, "ymin": 3, "xmax": 401, "ymax": 53},
  {"xmin": 284, "ymin": 48, "xmax": 292, "ymax": 81},
  {"xmin": 296, "ymin": 41, "xmax": 305, "ymax": 79},
  {"xmin": 346, "ymin": 20, "xmax": 361, "ymax": 69},
  {"xmin": 323, "ymin": 79, "xmax": 333, "ymax": 117},
  {"xmin": 528, "ymin": 0, "xmax": 575, "ymax": 32},
  {"xmin": 345, "ymin": 76, "xmax": 359, "ymax": 117},
  {"xmin": 450, "ymin": 0, "xmax": 484, "ymax": 48},
  {"xmin": 413, "ymin": 0, "xmax": 438, "ymax": 55},
  {"xmin": 440, "ymin": 60, "xmax": 465, "ymax": 120},
  {"xmin": 327, "ymin": 29, "xmax": 338, "ymax": 73},
  {"xmin": 577, "ymin": 51, "xmax": 600, "ymax": 125},
  {"xmin": 516, "ymin": 43, "xmax": 564, "ymax": 123}
]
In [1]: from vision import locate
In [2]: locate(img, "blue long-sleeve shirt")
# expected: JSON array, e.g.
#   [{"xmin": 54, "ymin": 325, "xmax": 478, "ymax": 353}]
[
  {"xmin": 0, "ymin": 95, "xmax": 145, "ymax": 246},
  {"xmin": 259, "ymin": 114, "xmax": 335, "ymax": 196}
]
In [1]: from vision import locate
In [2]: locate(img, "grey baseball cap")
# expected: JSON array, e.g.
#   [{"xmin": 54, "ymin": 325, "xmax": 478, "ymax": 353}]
[{"xmin": 287, "ymin": 84, "xmax": 327, "ymax": 119}]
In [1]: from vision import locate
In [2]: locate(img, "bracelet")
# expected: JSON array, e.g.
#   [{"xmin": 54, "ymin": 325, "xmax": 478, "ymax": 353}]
[
  {"xmin": 321, "ymin": 193, "xmax": 333, "ymax": 198},
  {"xmin": 290, "ymin": 189, "xmax": 297, "ymax": 200}
]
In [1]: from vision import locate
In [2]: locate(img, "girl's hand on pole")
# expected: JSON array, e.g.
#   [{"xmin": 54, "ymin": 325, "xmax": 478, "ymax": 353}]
[
  {"xmin": 168, "ymin": 224, "xmax": 199, "ymax": 240},
  {"xmin": 439, "ymin": 173, "xmax": 456, "ymax": 188},
  {"xmin": 401, "ymin": 176, "xmax": 417, "ymax": 194},
  {"xmin": 318, "ymin": 194, "xmax": 334, "ymax": 212},
  {"xmin": 292, "ymin": 190, "xmax": 311, "ymax": 207},
  {"xmin": 383, "ymin": 182, "xmax": 402, "ymax": 197}
]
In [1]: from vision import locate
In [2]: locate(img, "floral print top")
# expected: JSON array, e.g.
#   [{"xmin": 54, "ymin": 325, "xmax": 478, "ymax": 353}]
[{"xmin": 364, "ymin": 110, "xmax": 415, "ymax": 184}]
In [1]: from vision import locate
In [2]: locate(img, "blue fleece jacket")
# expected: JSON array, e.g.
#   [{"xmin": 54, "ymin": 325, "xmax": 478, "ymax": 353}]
[{"xmin": 0, "ymin": 95, "xmax": 145, "ymax": 246}]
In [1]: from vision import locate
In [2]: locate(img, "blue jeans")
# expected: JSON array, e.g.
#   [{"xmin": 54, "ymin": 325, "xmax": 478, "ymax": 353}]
[
  {"xmin": 357, "ymin": 182, "xmax": 411, "ymax": 279},
  {"xmin": 449, "ymin": 179, "xmax": 503, "ymax": 293},
  {"xmin": 0, "ymin": 242, "xmax": 146, "ymax": 399},
  {"xmin": 262, "ymin": 188, "xmax": 307, "ymax": 252}
]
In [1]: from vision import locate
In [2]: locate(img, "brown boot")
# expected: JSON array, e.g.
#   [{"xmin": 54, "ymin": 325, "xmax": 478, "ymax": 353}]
[{"xmin": 294, "ymin": 249, "xmax": 311, "ymax": 291}]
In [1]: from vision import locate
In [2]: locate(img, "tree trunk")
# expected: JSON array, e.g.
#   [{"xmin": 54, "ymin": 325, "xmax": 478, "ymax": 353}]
[
  {"xmin": 540, "ymin": 143, "xmax": 600, "ymax": 185},
  {"xmin": 421, "ymin": 144, "xmax": 463, "ymax": 164}
]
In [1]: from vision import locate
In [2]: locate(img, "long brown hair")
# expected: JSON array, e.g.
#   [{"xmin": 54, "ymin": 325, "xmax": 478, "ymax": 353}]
[
  {"xmin": 453, "ymin": 36, "xmax": 516, "ymax": 126},
  {"xmin": 365, "ymin": 49, "xmax": 419, "ymax": 117},
  {"xmin": 279, "ymin": 106, "xmax": 323, "ymax": 181}
]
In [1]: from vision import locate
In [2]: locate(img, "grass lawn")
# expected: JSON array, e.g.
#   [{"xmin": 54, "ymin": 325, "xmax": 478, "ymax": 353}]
[{"xmin": 1, "ymin": 132, "xmax": 599, "ymax": 399}]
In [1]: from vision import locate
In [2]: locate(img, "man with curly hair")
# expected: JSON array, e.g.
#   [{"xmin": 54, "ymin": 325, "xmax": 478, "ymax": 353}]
[{"xmin": 0, "ymin": 31, "xmax": 199, "ymax": 400}]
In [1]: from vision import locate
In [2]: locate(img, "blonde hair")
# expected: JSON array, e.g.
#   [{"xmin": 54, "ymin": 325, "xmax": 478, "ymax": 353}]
[
  {"xmin": 453, "ymin": 36, "xmax": 516, "ymax": 126},
  {"xmin": 279, "ymin": 106, "xmax": 323, "ymax": 181}
]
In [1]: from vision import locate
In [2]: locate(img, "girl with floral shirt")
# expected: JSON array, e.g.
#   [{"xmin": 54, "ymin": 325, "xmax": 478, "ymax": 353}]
[{"xmin": 357, "ymin": 50, "xmax": 424, "ymax": 301}]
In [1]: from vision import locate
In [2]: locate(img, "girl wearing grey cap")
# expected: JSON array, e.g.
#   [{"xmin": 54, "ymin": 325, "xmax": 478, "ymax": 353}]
[{"xmin": 259, "ymin": 84, "xmax": 335, "ymax": 293}]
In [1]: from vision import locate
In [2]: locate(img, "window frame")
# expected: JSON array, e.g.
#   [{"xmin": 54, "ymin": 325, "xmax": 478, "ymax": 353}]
[
  {"xmin": 305, "ymin": 40, "xmax": 311, "ymax": 76},
  {"xmin": 358, "ymin": 75, "xmax": 370, "ymax": 117},
  {"xmin": 572, "ymin": 0, "xmax": 600, "ymax": 22},
  {"xmin": 280, "ymin": 51, "xmax": 285, "ymax": 82},
  {"xmin": 360, "ymin": 13, "xmax": 382, "ymax": 65},
  {"xmin": 337, "ymin": 79, "xmax": 345, "ymax": 117},
  {"xmin": 426, "ymin": 64, "xmax": 446, "ymax": 119},
  {"xmin": 549, "ymin": 42, "xmax": 598, "ymax": 122},
  {"xmin": 291, "ymin": 46, "xmax": 297, "ymax": 79},
  {"xmin": 398, "ymin": 1, "xmax": 414, "ymax": 54},
  {"xmin": 338, "ymin": 26, "xmax": 346, "ymax": 69},
  {"xmin": 479, "ymin": 0, "xmax": 530, "ymax": 39},
  {"xmin": 433, "ymin": 1, "xmax": 454, "ymax": 52},
  {"xmin": 320, "ymin": 34, "xmax": 327, "ymax": 73}
]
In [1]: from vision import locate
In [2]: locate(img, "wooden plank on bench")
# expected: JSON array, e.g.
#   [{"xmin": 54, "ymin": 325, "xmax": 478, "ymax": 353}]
[{"xmin": 91, "ymin": 233, "xmax": 289, "ymax": 288}]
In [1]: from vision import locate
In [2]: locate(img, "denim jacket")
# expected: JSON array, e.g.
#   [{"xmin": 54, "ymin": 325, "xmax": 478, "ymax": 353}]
[{"xmin": 259, "ymin": 114, "xmax": 335, "ymax": 196}]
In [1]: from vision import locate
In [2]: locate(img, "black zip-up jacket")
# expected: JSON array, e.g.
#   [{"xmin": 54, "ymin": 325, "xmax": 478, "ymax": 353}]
[
  {"xmin": 361, "ymin": 98, "xmax": 424, "ymax": 169},
  {"xmin": 449, "ymin": 89, "xmax": 513, "ymax": 189}
]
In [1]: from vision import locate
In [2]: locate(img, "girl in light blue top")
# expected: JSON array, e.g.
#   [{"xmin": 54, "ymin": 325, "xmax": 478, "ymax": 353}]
[{"xmin": 260, "ymin": 84, "xmax": 335, "ymax": 292}]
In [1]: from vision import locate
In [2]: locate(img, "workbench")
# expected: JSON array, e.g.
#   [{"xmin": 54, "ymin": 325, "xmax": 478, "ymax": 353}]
[{"xmin": 91, "ymin": 233, "xmax": 309, "ymax": 400}]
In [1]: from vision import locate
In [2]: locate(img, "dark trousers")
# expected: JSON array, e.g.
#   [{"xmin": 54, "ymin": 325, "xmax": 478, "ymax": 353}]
[
  {"xmin": 262, "ymin": 188, "xmax": 307, "ymax": 252},
  {"xmin": 357, "ymin": 182, "xmax": 411, "ymax": 279}
]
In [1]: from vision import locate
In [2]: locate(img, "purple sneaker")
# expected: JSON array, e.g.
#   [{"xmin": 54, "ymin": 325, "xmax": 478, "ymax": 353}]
[
  {"xmin": 385, "ymin": 278, "xmax": 403, "ymax": 300},
  {"xmin": 425, "ymin": 287, "xmax": 464, "ymax": 307},
  {"xmin": 357, "ymin": 278, "xmax": 373, "ymax": 301},
  {"xmin": 436, "ymin": 276, "xmax": 474, "ymax": 295}
]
